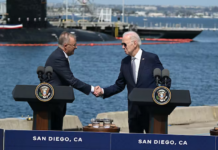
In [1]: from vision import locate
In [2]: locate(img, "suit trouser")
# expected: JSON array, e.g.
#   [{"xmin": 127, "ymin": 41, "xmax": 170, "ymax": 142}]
[
  {"xmin": 50, "ymin": 104, "xmax": 66, "ymax": 130},
  {"xmin": 128, "ymin": 112, "xmax": 150, "ymax": 133},
  {"xmin": 51, "ymin": 111, "xmax": 64, "ymax": 130}
]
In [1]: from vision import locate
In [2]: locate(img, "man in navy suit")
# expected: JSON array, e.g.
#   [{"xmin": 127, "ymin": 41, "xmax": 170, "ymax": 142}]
[
  {"xmin": 45, "ymin": 31, "xmax": 96, "ymax": 130},
  {"xmin": 94, "ymin": 31, "xmax": 171, "ymax": 133}
]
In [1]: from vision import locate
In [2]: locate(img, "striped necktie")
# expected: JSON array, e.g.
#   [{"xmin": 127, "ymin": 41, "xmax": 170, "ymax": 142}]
[{"xmin": 132, "ymin": 57, "xmax": 137, "ymax": 83}]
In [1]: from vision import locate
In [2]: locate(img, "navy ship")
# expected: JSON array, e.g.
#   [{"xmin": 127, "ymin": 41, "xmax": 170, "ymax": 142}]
[{"xmin": 0, "ymin": 0, "xmax": 115, "ymax": 43}]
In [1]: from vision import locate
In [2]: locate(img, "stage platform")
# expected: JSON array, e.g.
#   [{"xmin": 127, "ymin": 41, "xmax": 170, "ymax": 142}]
[{"xmin": 117, "ymin": 121, "xmax": 216, "ymax": 136}]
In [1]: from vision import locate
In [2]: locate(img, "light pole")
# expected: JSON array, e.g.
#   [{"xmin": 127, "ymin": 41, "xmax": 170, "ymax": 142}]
[
  {"xmin": 143, "ymin": 18, "xmax": 147, "ymax": 27},
  {"xmin": 122, "ymin": 0, "xmax": 124, "ymax": 22},
  {"xmin": 64, "ymin": 0, "xmax": 68, "ymax": 20}
]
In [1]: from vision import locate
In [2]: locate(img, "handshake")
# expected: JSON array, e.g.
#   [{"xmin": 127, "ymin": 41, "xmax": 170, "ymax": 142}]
[{"xmin": 93, "ymin": 86, "xmax": 104, "ymax": 97}]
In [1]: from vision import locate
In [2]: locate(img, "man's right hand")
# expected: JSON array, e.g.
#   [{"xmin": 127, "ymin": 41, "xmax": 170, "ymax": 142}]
[{"xmin": 94, "ymin": 86, "xmax": 103, "ymax": 97}]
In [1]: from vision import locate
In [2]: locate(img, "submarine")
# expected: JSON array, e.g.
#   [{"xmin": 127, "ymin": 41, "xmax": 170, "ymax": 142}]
[{"xmin": 0, "ymin": 0, "xmax": 116, "ymax": 43}]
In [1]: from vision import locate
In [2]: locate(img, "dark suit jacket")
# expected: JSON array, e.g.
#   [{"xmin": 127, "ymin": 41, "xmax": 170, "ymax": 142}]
[
  {"xmin": 44, "ymin": 47, "xmax": 91, "ymax": 115},
  {"xmin": 103, "ymin": 50, "xmax": 171, "ymax": 119}
]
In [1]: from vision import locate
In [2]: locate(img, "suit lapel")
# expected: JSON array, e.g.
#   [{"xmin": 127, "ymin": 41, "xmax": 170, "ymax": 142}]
[{"xmin": 137, "ymin": 50, "xmax": 147, "ymax": 86}]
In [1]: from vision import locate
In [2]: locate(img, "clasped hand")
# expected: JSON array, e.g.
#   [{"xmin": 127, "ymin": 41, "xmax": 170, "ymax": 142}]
[{"xmin": 93, "ymin": 86, "xmax": 103, "ymax": 97}]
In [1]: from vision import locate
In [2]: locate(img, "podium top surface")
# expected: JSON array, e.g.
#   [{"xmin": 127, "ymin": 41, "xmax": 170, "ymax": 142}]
[
  {"xmin": 12, "ymin": 85, "xmax": 74, "ymax": 103},
  {"xmin": 128, "ymin": 88, "xmax": 191, "ymax": 106}
]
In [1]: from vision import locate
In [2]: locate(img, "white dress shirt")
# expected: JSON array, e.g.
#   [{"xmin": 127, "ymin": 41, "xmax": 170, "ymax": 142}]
[
  {"xmin": 62, "ymin": 51, "xmax": 94, "ymax": 93},
  {"xmin": 63, "ymin": 51, "xmax": 70, "ymax": 64},
  {"xmin": 132, "ymin": 49, "xmax": 142, "ymax": 83}
]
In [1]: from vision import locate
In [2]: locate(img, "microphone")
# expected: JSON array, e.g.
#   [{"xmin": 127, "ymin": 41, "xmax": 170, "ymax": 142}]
[
  {"xmin": 153, "ymin": 68, "xmax": 161, "ymax": 87},
  {"xmin": 37, "ymin": 66, "xmax": 45, "ymax": 83},
  {"xmin": 45, "ymin": 66, "xmax": 53, "ymax": 81},
  {"xmin": 162, "ymin": 69, "xmax": 170, "ymax": 87}
]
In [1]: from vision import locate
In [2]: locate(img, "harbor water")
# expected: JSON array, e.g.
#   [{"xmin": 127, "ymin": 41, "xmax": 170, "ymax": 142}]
[{"xmin": 0, "ymin": 17, "xmax": 218, "ymax": 125}]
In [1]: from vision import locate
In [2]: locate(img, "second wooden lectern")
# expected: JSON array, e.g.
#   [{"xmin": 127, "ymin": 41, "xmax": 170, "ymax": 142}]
[{"xmin": 128, "ymin": 88, "xmax": 191, "ymax": 134}]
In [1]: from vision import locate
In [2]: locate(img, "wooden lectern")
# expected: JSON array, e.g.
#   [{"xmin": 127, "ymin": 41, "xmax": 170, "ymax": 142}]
[
  {"xmin": 12, "ymin": 85, "xmax": 74, "ymax": 130},
  {"xmin": 128, "ymin": 88, "xmax": 191, "ymax": 134}
]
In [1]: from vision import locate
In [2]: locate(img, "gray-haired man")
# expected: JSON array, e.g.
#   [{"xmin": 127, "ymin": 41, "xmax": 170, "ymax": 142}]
[{"xmin": 45, "ymin": 31, "xmax": 97, "ymax": 130}]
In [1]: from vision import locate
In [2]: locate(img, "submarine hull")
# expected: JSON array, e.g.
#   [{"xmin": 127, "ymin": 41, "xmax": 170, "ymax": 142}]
[{"xmin": 0, "ymin": 27, "xmax": 116, "ymax": 43}]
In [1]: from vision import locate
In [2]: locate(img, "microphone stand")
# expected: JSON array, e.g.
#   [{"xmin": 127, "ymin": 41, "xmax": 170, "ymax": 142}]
[
  {"xmin": 46, "ymin": 72, "xmax": 53, "ymax": 82},
  {"xmin": 165, "ymin": 77, "xmax": 167, "ymax": 87},
  {"xmin": 38, "ymin": 72, "xmax": 44, "ymax": 83},
  {"xmin": 156, "ymin": 76, "xmax": 159, "ymax": 87}
]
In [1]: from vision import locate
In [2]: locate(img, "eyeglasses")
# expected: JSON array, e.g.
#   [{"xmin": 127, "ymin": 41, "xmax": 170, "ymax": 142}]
[
  {"xmin": 67, "ymin": 44, "xmax": 77, "ymax": 47},
  {"xmin": 121, "ymin": 43, "xmax": 127, "ymax": 47}
]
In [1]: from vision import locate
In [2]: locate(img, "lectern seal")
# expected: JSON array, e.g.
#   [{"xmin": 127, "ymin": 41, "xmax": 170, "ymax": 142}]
[
  {"xmin": 35, "ymin": 82, "xmax": 54, "ymax": 102},
  {"xmin": 152, "ymin": 86, "xmax": 171, "ymax": 105}
]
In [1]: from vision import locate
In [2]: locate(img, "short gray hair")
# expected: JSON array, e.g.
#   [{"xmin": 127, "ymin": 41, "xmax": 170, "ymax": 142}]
[
  {"xmin": 58, "ymin": 31, "xmax": 76, "ymax": 47},
  {"xmin": 122, "ymin": 31, "xmax": 141, "ymax": 46}
]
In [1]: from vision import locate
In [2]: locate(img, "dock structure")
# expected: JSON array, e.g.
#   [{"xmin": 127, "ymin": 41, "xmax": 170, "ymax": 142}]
[
  {"xmin": 49, "ymin": 21, "xmax": 130, "ymax": 30},
  {"xmin": 50, "ymin": 20, "xmax": 218, "ymax": 31},
  {"xmin": 49, "ymin": 21, "xmax": 217, "ymax": 39},
  {"xmin": 49, "ymin": 21, "xmax": 133, "ymax": 37}
]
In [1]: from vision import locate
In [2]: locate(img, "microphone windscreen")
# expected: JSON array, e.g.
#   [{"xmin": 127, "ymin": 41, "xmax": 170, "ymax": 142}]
[
  {"xmin": 153, "ymin": 68, "xmax": 161, "ymax": 77},
  {"xmin": 37, "ymin": 66, "xmax": 45, "ymax": 74},
  {"xmin": 45, "ymin": 66, "xmax": 53, "ymax": 74},
  {"xmin": 162, "ymin": 69, "xmax": 170, "ymax": 78}
]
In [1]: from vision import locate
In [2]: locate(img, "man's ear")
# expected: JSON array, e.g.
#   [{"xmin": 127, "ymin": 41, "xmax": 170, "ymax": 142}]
[
  {"xmin": 63, "ymin": 44, "xmax": 67, "ymax": 49},
  {"xmin": 134, "ymin": 41, "xmax": 137, "ymax": 47}
]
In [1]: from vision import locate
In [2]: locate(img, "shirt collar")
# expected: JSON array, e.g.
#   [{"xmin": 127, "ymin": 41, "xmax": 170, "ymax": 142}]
[
  {"xmin": 132, "ymin": 49, "xmax": 142, "ymax": 60},
  {"xmin": 63, "ymin": 51, "xmax": 69, "ymax": 59}
]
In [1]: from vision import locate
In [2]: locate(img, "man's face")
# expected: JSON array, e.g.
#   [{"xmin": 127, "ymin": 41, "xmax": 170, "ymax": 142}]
[
  {"xmin": 64, "ymin": 37, "xmax": 77, "ymax": 56},
  {"xmin": 121, "ymin": 35, "xmax": 136, "ymax": 56}
]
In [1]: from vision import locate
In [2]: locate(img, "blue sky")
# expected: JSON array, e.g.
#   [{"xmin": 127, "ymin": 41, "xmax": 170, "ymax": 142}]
[{"xmin": 48, "ymin": 0, "xmax": 218, "ymax": 6}]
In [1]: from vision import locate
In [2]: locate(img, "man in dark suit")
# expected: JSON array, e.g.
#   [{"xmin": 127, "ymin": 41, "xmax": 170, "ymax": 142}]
[
  {"xmin": 94, "ymin": 31, "xmax": 171, "ymax": 133},
  {"xmin": 45, "ymin": 31, "xmax": 95, "ymax": 130}
]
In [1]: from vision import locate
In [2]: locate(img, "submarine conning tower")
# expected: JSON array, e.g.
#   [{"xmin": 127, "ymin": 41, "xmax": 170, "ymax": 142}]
[{"xmin": 6, "ymin": 0, "xmax": 47, "ymax": 28}]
